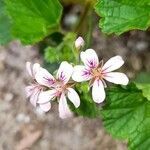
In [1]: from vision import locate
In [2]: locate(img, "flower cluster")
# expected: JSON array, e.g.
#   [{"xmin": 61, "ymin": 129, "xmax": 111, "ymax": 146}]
[
  {"xmin": 25, "ymin": 37, "xmax": 129, "ymax": 119},
  {"xmin": 26, "ymin": 61, "xmax": 80, "ymax": 119}
]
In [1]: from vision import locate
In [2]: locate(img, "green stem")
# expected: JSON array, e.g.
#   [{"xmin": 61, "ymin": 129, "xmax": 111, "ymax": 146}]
[
  {"xmin": 74, "ymin": 2, "xmax": 92, "ymax": 33},
  {"xmin": 72, "ymin": 46, "xmax": 79, "ymax": 64},
  {"xmin": 85, "ymin": 10, "xmax": 93, "ymax": 49}
]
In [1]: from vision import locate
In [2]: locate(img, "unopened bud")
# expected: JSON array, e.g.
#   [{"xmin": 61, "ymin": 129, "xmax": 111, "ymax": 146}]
[{"xmin": 75, "ymin": 37, "xmax": 84, "ymax": 49}]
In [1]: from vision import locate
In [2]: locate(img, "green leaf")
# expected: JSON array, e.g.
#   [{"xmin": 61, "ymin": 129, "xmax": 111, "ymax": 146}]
[
  {"xmin": 6, "ymin": 0, "xmax": 62, "ymax": 44},
  {"xmin": 102, "ymin": 83, "xmax": 146, "ymax": 139},
  {"xmin": 101, "ymin": 83, "xmax": 150, "ymax": 149},
  {"xmin": 0, "ymin": 0, "xmax": 12, "ymax": 45},
  {"xmin": 70, "ymin": 83, "xmax": 101, "ymax": 118},
  {"xmin": 129, "ymin": 117, "xmax": 150, "ymax": 150},
  {"xmin": 134, "ymin": 72, "xmax": 150, "ymax": 101},
  {"xmin": 135, "ymin": 72, "xmax": 150, "ymax": 83},
  {"xmin": 95, "ymin": 0, "xmax": 150, "ymax": 34},
  {"xmin": 136, "ymin": 83, "xmax": 150, "ymax": 101},
  {"xmin": 44, "ymin": 33, "xmax": 77, "ymax": 64},
  {"xmin": 128, "ymin": 99, "xmax": 150, "ymax": 149},
  {"xmin": 62, "ymin": 0, "xmax": 96, "ymax": 5}
]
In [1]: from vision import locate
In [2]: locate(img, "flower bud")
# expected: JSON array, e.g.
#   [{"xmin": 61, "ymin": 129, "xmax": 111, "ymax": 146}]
[{"xmin": 75, "ymin": 36, "xmax": 84, "ymax": 49}]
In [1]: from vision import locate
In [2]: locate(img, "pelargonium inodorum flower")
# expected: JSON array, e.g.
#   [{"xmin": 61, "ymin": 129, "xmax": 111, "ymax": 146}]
[
  {"xmin": 25, "ymin": 62, "xmax": 51, "ymax": 112},
  {"xmin": 72, "ymin": 49, "xmax": 129, "ymax": 103},
  {"xmin": 35, "ymin": 61, "xmax": 80, "ymax": 119}
]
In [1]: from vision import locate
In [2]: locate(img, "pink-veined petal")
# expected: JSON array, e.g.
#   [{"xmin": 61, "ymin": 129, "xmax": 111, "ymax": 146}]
[
  {"xmin": 25, "ymin": 85, "xmax": 35, "ymax": 98},
  {"xmin": 37, "ymin": 90, "xmax": 56, "ymax": 104},
  {"xmin": 80, "ymin": 49, "xmax": 99, "ymax": 68},
  {"xmin": 102, "ymin": 56, "xmax": 124, "ymax": 73},
  {"xmin": 39, "ymin": 102, "xmax": 51, "ymax": 112},
  {"xmin": 56, "ymin": 61, "xmax": 73, "ymax": 84},
  {"xmin": 29, "ymin": 88, "xmax": 40, "ymax": 107},
  {"xmin": 72, "ymin": 65, "xmax": 92, "ymax": 82},
  {"xmin": 67, "ymin": 88, "xmax": 80, "ymax": 108},
  {"xmin": 26, "ymin": 62, "xmax": 32, "ymax": 77},
  {"xmin": 32, "ymin": 63, "xmax": 40, "ymax": 77},
  {"xmin": 104, "ymin": 72, "xmax": 129, "ymax": 85},
  {"xmin": 59, "ymin": 93, "xmax": 72, "ymax": 119},
  {"xmin": 92, "ymin": 79, "xmax": 105, "ymax": 103},
  {"xmin": 35, "ymin": 67, "xmax": 55, "ymax": 87}
]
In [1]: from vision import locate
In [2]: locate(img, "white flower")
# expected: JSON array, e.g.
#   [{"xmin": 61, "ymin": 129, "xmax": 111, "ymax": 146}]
[
  {"xmin": 72, "ymin": 49, "xmax": 129, "ymax": 103},
  {"xmin": 75, "ymin": 36, "xmax": 84, "ymax": 49},
  {"xmin": 36, "ymin": 61, "xmax": 80, "ymax": 119},
  {"xmin": 25, "ymin": 62, "xmax": 51, "ymax": 112},
  {"xmin": 26, "ymin": 62, "xmax": 40, "ymax": 79}
]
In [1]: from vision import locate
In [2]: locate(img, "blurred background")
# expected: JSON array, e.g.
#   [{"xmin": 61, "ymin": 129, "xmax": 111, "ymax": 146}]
[{"xmin": 0, "ymin": 2, "xmax": 150, "ymax": 150}]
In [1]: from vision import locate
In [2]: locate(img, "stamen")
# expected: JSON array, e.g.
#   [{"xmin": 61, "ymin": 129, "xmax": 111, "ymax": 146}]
[{"xmin": 91, "ymin": 67, "xmax": 104, "ymax": 80}]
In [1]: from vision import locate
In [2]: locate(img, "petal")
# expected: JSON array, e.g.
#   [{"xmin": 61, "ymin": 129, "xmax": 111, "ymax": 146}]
[
  {"xmin": 59, "ymin": 93, "xmax": 72, "ymax": 119},
  {"xmin": 25, "ymin": 85, "xmax": 35, "ymax": 98},
  {"xmin": 26, "ymin": 62, "xmax": 32, "ymax": 77},
  {"xmin": 75, "ymin": 36, "xmax": 84, "ymax": 49},
  {"xmin": 37, "ymin": 90, "xmax": 56, "ymax": 104},
  {"xmin": 67, "ymin": 88, "xmax": 80, "ymax": 108},
  {"xmin": 29, "ymin": 88, "xmax": 40, "ymax": 107},
  {"xmin": 72, "ymin": 65, "xmax": 92, "ymax": 82},
  {"xmin": 32, "ymin": 63, "xmax": 40, "ymax": 77},
  {"xmin": 56, "ymin": 61, "xmax": 73, "ymax": 84},
  {"xmin": 104, "ymin": 72, "xmax": 129, "ymax": 85},
  {"xmin": 35, "ymin": 67, "xmax": 55, "ymax": 87},
  {"xmin": 102, "ymin": 56, "xmax": 124, "ymax": 73},
  {"xmin": 92, "ymin": 79, "xmax": 105, "ymax": 103},
  {"xmin": 80, "ymin": 49, "xmax": 99, "ymax": 68},
  {"xmin": 39, "ymin": 102, "xmax": 51, "ymax": 112}
]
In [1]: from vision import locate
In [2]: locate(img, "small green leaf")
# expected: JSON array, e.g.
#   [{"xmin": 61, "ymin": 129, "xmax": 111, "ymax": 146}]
[
  {"xmin": 95, "ymin": 0, "xmax": 150, "ymax": 34},
  {"xmin": 0, "ymin": 0, "xmax": 12, "ymax": 45},
  {"xmin": 135, "ymin": 72, "xmax": 150, "ymax": 83},
  {"xmin": 134, "ymin": 72, "xmax": 150, "ymax": 101},
  {"xmin": 101, "ymin": 83, "xmax": 150, "ymax": 149},
  {"xmin": 6, "ymin": 0, "xmax": 63, "ymax": 44},
  {"xmin": 44, "ymin": 33, "xmax": 76, "ymax": 64},
  {"xmin": 136, "ymin": 83, "xmax": 150, "ymax": 101}
]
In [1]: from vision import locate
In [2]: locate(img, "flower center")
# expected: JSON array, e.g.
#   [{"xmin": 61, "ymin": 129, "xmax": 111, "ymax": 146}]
[
  {"xmin": 91, "ymin": 68, "xmax": 104, "ymax": 79},
  {"xmin": 54, "ymin": 81, "xmax": 64, "ymax": 94},
  {"xmin": 54, "ymin": 81, "xmax": 75, "ymax": 97}
]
